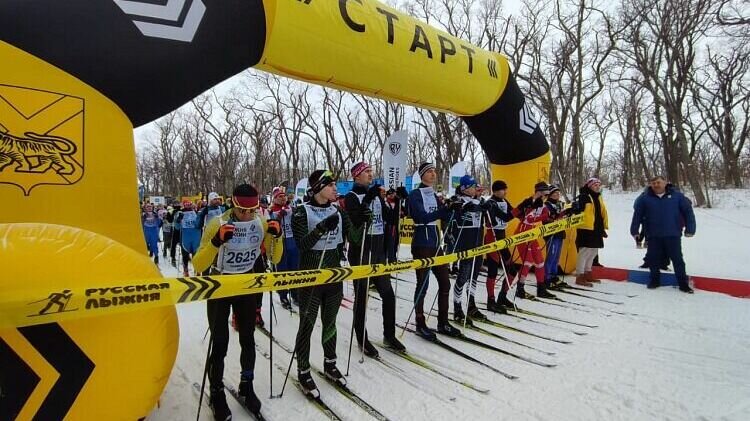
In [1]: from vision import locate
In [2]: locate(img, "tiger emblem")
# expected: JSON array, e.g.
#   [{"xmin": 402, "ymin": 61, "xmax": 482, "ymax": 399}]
[{"xmin": 0, "ymin": 131, "xmax": 77, "ymax": 175}]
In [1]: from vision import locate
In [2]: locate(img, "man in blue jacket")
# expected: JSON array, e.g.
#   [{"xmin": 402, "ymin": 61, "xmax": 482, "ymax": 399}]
[
  {"xmin": 630, "ymin": 176, "xmax": 696, "ymax": 293},
  {"xmin": 408, "ymin": 162, "xmax": 463, "ymax": 339}
]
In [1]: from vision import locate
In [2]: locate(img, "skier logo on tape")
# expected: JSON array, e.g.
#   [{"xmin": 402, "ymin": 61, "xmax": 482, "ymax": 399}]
[{"xmin": 27, "ymin": 289, "xmax": 78, "ymax": 317}]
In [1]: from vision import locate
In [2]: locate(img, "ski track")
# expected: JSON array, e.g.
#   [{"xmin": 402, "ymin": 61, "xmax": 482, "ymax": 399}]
[{"xmin": 147, "ymin": 204, "xmax": 750, "ymax": 421}]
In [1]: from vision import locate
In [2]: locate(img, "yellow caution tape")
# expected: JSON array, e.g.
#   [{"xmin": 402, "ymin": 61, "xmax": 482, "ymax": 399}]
[{"xmin": 1, "ymin": 215, "xmax": 582, "ymax": 329}]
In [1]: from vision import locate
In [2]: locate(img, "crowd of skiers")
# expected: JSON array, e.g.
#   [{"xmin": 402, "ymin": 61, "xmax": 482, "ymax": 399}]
[{"xmin": 138, "ymin": 163, "xmax": 695, "ymax": 421}]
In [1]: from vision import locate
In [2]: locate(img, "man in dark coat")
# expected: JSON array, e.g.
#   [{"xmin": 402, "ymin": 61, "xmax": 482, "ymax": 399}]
[{"xmin": 630, "ymin": 176, "xmax": 696, "ymax": 293}]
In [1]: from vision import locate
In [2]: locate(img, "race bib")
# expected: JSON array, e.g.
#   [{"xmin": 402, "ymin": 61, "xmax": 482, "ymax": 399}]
[
  {"xmin": 181, "ymin": 211, "xmax": 197, "ymax": 229},
  {"xmin": 304, "ymin": 204, "xmax": 343, "ymax": 250},
  {"xmin": 217, "ymin": 218, "xmax": 263, "ymax": 273}
]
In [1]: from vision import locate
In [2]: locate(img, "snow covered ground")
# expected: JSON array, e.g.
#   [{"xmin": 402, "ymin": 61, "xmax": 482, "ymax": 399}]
[{"xmin": 147, "ymin": 190, "xmax": 750, "ymax": 421}]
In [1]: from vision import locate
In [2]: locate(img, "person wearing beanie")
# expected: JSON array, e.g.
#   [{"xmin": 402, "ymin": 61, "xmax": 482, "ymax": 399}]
[
  {"xmin": 268, "ymin": 186, "xmax": 300, "ymax": 308},
  {"xmin": 450, "ymin": 174, "xmax": 487, "ymax": 323},
  {"xmin": 168, "ymin": 202, "xmax": 182, "ymax": 267},
  {"xmin": 197, "ymin": 191, "xmax": 227, "ymax": 230},
  {"xmin": 175, "ymin": 200, "xmax": 202, "ymax": 276},
  {"xmin": 511, "ymin": 181, "xmax": 556, "ymax": 300},
  {"xmin": 344, "ymin": 161, "xmax": 405, "ymax": 356},
  {"xmin": 291, "ymin": 169, "xmax": 358, "ymax": 397},
  {"xmin": 483, "ymin": 180, "xmax": 518, "ymax": 312},
  {"xmin": 544, "ymin": 185, "xmax": 569, "ymax": 290},
  {"xmin": 407, "ymin": 162, "xmax": 463, "ymax": 339},
  {"xmin": 141, "ymin": 203, "xmax": 162, "ymax": 265},
  {"xmin": 192, "ymin": 183, "xmax": 284, "ymax": 420},
  {"xmin": 574, "ymin": 177, "xmax": 609, "ymax": 287}
]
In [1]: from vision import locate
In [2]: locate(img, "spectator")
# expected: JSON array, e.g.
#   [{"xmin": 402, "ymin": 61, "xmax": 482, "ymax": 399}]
[
  {"xmin": 630, "ymin": 176, "xmax": 696, "ymax": 293},
  {"xmin": 574, "ymin": 178, "xmax": 608, "ymax": 287}
]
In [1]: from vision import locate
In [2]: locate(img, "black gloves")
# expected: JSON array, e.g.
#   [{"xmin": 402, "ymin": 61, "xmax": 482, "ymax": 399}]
[
  {"xmin": 448, "ymin": 200, "xmax": 463, "ymax": 211},
  {"xmin": 360, "ymin": 207, "xmax": 374, "ymax": 224},
  {"xmin": 364, "ymin": 184, "xmax": 382, "ymax": 204},
  {"xmin": 396, "ymin": 186, "xmax": 409, "ymax": 200},
  {"xmin": 316, "ymin": 213, "xmax": 340, "ymax": 233}
]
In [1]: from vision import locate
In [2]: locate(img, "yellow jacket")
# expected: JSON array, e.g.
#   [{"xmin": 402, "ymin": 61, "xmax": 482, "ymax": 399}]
[
  {"xmin": 579, "ymin": 193, "xmax": 609, "ymax": 231},
  {"xmin": 193, "ymin": 208, "xmax": 283, "ymax": 273}
]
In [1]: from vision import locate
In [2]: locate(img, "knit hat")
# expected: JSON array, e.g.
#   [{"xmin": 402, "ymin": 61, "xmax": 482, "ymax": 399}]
[
  {"xmin": 181, "ymin": 200, "xmax": 193, "ymax": 209},
  {"xmin": 350, "ymin": 161, "xmax": 371, "ymax": 179},
  {"xmin": 491, "ymin": 180, "xmax": 508, "ymax": 191},
  {"xmin": 308, "ymin": 169, "xmax": 336, "ymax": 195},
  {"xmin": 585, "ymin": 177, "xmax": 602, "ymax": 188},
  {"xmin": 534, "ymin": 182, "xmax": 550, "ymax": 193},
  {"xmin": 232, "ymin": 183, "xmax": 260, "ymax": 210},
  {"xmin": 208, "ymin": 192, "xmax": 220, "ymax": 201},
  {"xmin": 548, "ymin": 184, "xmax": 560, "ymax": 195},
  {"xmin": 418, "ymin": 162, "xmax": 436, "ymax": 178},
  {"xmin": 459, "ymin": 175, "xmax": 478, "ymax": 192},
  {"xmin": 272, "ymin": 187, "xmax": 285, "ymax": 199}
]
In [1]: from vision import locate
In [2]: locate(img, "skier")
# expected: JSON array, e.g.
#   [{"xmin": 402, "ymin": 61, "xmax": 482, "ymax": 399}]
[
  {"xmin": 408, "ymin": 162, "xmax": 462, "ymax": 340},
  {"xmin": 176, "ymin": 200, "xmax": 201, "ymax": 276},
  {"xmin": 197, "ymin": 192, "xmax": 226, "ymax": 230},
  {"xmin": 291, "ymin": 169, "xmax": 358, "ymax": 396},
  {"xmin": 193, "ymin": 183, "xmax": 283, "ymax": 421},
  {"xmin": 483, "ymin": 180, "xmax": 517, "ymax": 312},
  {"xmin": 268, "ymin": 186, "xmax": 300, "ymax": 308},
  {"xmin": 544, "ymin": 185, "xmax": 569, "ymax": 290},
  {"xmin": 630, "ymin": 176, "xmax": 696, "ymax": 293},
  {"xmin": 344, "ymin": 161, "xmax": 406, "ymax": 356},
  {"xmin": 161, "ymin": 205, "xmax": 174, "ymax": 259},
  {"xmin": 574, "ymin": 178, "xmax": 609, "ymax": 287},
  {"xmin": 451, "ymin": 175, "xmax": 487, "ymax": 323},
  {"xmin": 141, "ymin": 203, "xmax": 162, "ymax": 264},
  {"xmin": 512, "ymin": 182, "xmax": 557, "ymax": 299},
  {"xmin": 169, "ymin": 202, "xmax": 182, "ymax": 267}
]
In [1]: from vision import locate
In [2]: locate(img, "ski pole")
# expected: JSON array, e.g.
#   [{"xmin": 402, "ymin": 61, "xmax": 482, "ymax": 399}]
[
  {"xmin": 268, "ymin": 290, "xmax": 274, "ymax": 399},
  {"xmin": 346, "ymin": 222, "xmax": 369, "ymax": 376},
  {"xmin": 484, "ymin": 210, "xmax": 518, "ymax": 312},
  {"xmin": 401, "ymin": 210, "xmax": 456, "ymax": 337},
  {"xmin": 462, "ymin": 220, "xmax": 482, "ymax": 330},
  {"xmin": 197, "ymin": 330, "xmax": 213, "ymax": 421},
  {"xmin": 425, "ymin": 217, "xmax": 464, "ymax": 325},
  {"xmin": 279, "ymin": 229, "xmax": 332, "ymax": 398},
  {"xmin": 359, "ymin": 232, "xmax": 375, "ymax": 364}
]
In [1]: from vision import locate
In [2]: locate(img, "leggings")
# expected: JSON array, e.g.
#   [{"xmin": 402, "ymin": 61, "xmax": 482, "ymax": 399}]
[
  {"xmin": 294, "ymin": 283, "xmax": 342, "ymax": 371},
  {"xmin": 576, "ymin": 247, "xmax": 599, "ymax": 274}
]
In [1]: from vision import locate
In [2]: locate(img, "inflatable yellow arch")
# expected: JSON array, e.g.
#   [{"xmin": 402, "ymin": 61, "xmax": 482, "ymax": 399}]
[{"xmin": 1, "ymin": 1, "xmax": 552, "ymax": 418}]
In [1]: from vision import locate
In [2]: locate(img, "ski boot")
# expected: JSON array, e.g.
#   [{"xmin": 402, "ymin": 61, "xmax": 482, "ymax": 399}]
[
  {"xmin": 384, "ymin": 335, "xmax": 406, "ymax": 352},
  {"xmin": 548, "ymin": 276, "xmax": 567, "ymax": 290},
  {"xmin": 254, "ymin": 308, "xmax": 264, "ymax": 328},
  {"xmin": 467, "ymin": 298, "xmax": 487, "ymax": 321},
  {"xmin": 153, "ymin": 255, "xmax": 159, "ymax": 265},
  {"xmin": 183, "ymin": 267, "xmax": 190, "ymax": 277},
  {"xmin": 323, "ymin": 359, "xmax": 347, "ymax": 387},
  {"xmin": 414, "ymin": 320, "xmax": 437, "ymax": 341},
  {"xmin": 238, "ymin": 374, "xmax": 262, "ymax": 415},
  {"xmin": 497, "ymin": 292, "xmax": 516, "ymax": 310},
  {"xmin": 298, "ymin": 369, "xmax": 320, "ymax": 398},
  {"xmin": 647, "ymin": 279, "xmax": 660, "ymax": 289},
  {"xmin": 575, "ymin": 274, "xmax": 593, "ymax": 287},
  {"xmin": 209, "ymin": 387, "xmax": 232, "ymax": 421},
  {"xmin": 361, "ymin": 339, "xmax": 379, "ymax": 358},
  {"xmin": 437, "ymin": 321, "xmax": 462, "ymax": 338},
  {"xmin": 452, "ymin": 305, "xmax": 473, "ymax": 326},
  {"xmin": 536, "ymin": 284, "xmax": 557, "ymax": 299},
  {"xmin": 515, "ymin": 282, "xmax": 535, "ymax": 300},
  {"xmin": 487, "ymin": 299, "xmax": 508, "ymax": 314}
]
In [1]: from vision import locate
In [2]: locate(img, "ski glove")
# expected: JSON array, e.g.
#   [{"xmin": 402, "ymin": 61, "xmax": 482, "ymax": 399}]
[
  {"xmin": 395, "ymin": 186, "xmax": 409, "ymax": 200},
  {"xmin": 316, "ymin": 213, "xmax": 340, "ymax": 233},
  {"xmin": 360, "ymin": 207, "xmax": 374, "ymax": 224},
  {"xmin": 267, "ymin": 219, "xmax": 282, "ymax": 238},
  {"xmin": 212, "ymin": 224, "xmax": 235, "ymax": 247},
  {"xmin": 448, "ymin": 200, "xmax": 463, "ymax": 212},
  {"xmin": 364, "ymin": 184, "xmax": 382, "ymax": 204}
]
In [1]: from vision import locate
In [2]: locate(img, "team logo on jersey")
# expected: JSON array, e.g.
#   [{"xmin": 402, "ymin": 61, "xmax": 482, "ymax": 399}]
[
  {"xmin": 0, "ymin": 85, "xmax": 85, "ymax": 195},
  {"xmin": 113, "ymin": 0, "xmax": 206, "ymax": 43},
  {"xmin": 388, "ymin": 141, "xmax": 401, "ymax": 156}
]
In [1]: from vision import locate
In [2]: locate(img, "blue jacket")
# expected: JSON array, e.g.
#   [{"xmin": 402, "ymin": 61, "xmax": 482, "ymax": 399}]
[
  {"xmin": 408, "ymin": 184, "xmax": 451, "ymax": 248},
  {"xmin": 630, "ymin": 185, "xmax": 696, "ymax": 238}
]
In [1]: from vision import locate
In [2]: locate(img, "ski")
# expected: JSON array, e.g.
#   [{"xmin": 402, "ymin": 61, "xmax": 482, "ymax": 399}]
[
  {"xmin": 313, "ymin": 369, "xmax": 391, "ymax": 421},
  {"xmin": 257, "ymin": 325, "xmax": 294, "ymax": 354},
  {"xmin": 223, "ymin": 380, "xmax": 267, "ymax": 421},
  {"xmin": 376, "ymin": 343, "xmax": 490, "ymax": 394},
  {"xmin": 397, "ymin": 323, "xmax": 519, "ymax": 380},
  {"xmin": 508, "ymin": 307, "xmax": 598, "ymax": 328},
  {"xmin": 476, "ymin": 307, "xmax": 590, "ymax": 334},
  {"xmin": 465, "ymin": 323, "xmax": 556, "ymax": 356},
  {"xmin": 254, "ymin": 344, "xmax": 342, "ymax": 420},
  {"xmin": 433, "ymin": 325, "xmax": 556, "ymax": 368},
  {"xmin": 553, "ymin": 289, "xmax": 624, "ymax": 305},
  {"xmin": 472, "ymin": 317, "xmax": 573, "ymax": 344},
  {"xmin": 562, "ymin": 283, "xmax": 638, "ymax": 298}
]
